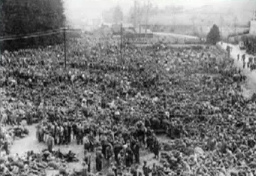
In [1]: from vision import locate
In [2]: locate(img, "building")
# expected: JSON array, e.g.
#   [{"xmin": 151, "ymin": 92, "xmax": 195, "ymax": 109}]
[
  {"xmin": 253, "ymin": 11, "xmax": 256, "ymax": 21},
  {"xmin": 250, "ymin": 21, "xmax": 256, "ymax": 35},
  {"xmin": 134, "ymin": 27, "xmax": 152, "ymax": 35},
  {"xmin": 250, "ymin": 11, "xmax": 256, "ymax": 35}
]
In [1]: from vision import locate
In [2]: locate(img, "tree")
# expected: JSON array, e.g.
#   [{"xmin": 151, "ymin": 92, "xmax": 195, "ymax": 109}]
[
  {"xmin": 206, "ymin": 24, "xmax": 221, "ymax": 45},
  {"xmin": 128, "ymin": 1, "xmax": 153, "ymax": 28},
  {"xmin": 0, "ymin": 0, "xmax": 66, "ymax": 51},
  {"xmin": 113, "ymin": 6, "xmax": 123, "ymax": 24}
]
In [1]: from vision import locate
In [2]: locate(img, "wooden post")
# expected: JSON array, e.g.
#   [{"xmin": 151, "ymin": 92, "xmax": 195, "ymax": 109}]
[{"xmin": 63, "ymin": 27, "xmax": 67, "ymax": 69}]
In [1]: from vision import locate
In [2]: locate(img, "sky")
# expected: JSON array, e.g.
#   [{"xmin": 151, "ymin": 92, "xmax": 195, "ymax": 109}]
[
  {"xmin": 63, "ymin": 0, "xmax": 255, "ymax": 27},
  {"xmin": 64, "ymin": 0, "xmax": 222, "ymax": 20}
]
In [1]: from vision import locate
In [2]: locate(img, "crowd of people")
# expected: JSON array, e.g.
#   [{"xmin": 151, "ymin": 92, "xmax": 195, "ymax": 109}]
[
  {"xmin": 37, "ymin": 115, "xmax": 161, "ymax": 174},
  {"xmin": 0, "ymin": 35, "xmax": 256, "ymax": 176},
  {"xmin": 237, "ymin": 53, "xmax": 256, "ymax": 71}
]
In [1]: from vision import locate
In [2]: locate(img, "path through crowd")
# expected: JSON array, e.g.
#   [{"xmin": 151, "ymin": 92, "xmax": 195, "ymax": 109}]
[
  {"xmin": 9, "ymin": 123, "xmax": 240, "ymax": 176},
  {"xmin": 9, "ymin": 123, "xmax": 161, "ymax": 175},
  {"xmin": 218, "ymin": 42, "xmax": 256, "ymax": 98},
  {"xmin": 9, "ymin": 124, "xmax": 85, "ymax": 175}
]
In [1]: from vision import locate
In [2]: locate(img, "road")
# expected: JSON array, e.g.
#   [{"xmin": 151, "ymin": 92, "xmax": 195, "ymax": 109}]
[
  {"xmin": 218, "ymin": 42, "xmax": 256, "ymax": 98},
  {"xmin": 153, "ymin": 32, "xmax": 199, "ymax": 40}
]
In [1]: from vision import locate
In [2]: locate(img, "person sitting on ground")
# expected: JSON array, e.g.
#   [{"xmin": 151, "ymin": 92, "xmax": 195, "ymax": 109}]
[
  {"xmin": 65, "ymin": 150, "xmax": 78, "ymax": 162},
  {"xmin": 142, "ymin": 161, "xmax": 151, "ymax": 176}
]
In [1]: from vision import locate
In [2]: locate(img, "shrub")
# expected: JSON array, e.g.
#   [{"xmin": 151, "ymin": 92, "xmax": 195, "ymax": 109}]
[{"xmin": 206, "ymin": 24, "xmax": 221, "ymax": 45}]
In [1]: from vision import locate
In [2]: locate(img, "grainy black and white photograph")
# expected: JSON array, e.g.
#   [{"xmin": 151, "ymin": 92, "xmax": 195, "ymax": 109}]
[{"xmin": 0, "ymin": 0, "xmax": 256, "ymax": 175}]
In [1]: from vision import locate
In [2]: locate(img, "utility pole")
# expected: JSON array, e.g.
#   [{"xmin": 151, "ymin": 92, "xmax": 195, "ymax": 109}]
[
  {"xmin": 234, "ymin": 16, "xmax": 238, "ymax": 34},
  {"xmin": 134, "ymin": 0, "xmax": 137, "ymax": 28},
  {"xmin": 63, "ymin": 27, "xmax": 67, "ymax": 69},
  {"xmin": 220, "ymin": 15, "xmax": 224, "ymax": 38},
  {"xmin": 253, "ymin": 10, "xmax": 256, "ymax": 21},
  {"xmin": 120, "ymin": 23, "xmax": 123, "ymax": 62},
  {"xmin": 145, "ymin": 0, "xmax": 150, "ymax": 35},
  {"xmin": 234, "ymin": 16, "xmax": 238, "ymax": 42}
]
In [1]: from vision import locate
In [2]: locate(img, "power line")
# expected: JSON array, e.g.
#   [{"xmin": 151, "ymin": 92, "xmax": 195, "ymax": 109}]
[
  {"xmin": 0, "ymin": 26, "xmax": 75, "ymax": 70},
  {"xmin": 0, "ymin": 28, "xmax": 62, "ymax": 39},
  {"xmin": 0, "ymin": 30, "xmax": 62, "ymax": 42},
  {"xmin": 0, "ymin": 31, "xmax": 61, "ymax": 42},
  {"xmin": 0, "ymin": 28, "xmax": 77, "ymax": 42},
  {"xmin": 2, "ymin": 11, "xmax": 60, "ymax": 17}
]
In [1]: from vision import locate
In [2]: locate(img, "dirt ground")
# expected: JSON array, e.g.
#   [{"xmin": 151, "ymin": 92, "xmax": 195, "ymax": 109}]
[{"xmin": 9, "ymin": 123, "xmax": 162, "ymax": 175}]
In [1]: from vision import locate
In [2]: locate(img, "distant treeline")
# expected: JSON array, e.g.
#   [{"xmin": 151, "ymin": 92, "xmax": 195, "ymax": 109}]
[
  {"xmin": 142, "ymin": 24, "xmax": 250, "ymax": 39},
  {"xmin": 0, "ymin": 0, "xmax": 66, "ymax": 51}
]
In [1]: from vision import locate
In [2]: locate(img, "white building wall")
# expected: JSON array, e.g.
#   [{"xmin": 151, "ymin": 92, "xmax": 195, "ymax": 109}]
[{"xmin": 250, "ymin": 21, "xmax": 256, "ymax": 35}]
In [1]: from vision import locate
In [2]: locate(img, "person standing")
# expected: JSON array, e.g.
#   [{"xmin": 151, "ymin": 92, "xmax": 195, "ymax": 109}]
[
  {"xmin": 67, "ymin": 122, "xmax": 72, "ymax": 143},
  {"xmin": 114, "ymin": 141, "xmax": 123, "ymax": 165},
  {"xmin": 152, "ymin": 139, "xmax": 160, "ymax": 159},
  {"xmin": 26, "ymin": 113, "xmax": 32, "ymax": 125},
  {"xmin": 81, "ymin": 162, "xmax": 89, "ymax": 176},
  {"xmin": 55, "ymin": 125, "xmax": 60, "ymax": 145},
  {"xmin": 77, "ymin": 123, "xmax": 83, "ymax": 145},
  {"xmin": 96, "ymin": 149, "xmax": 104, "ymax": 172},
  {"xmin": 36, "ymin": 125, "xmax": 43, "ymax": 143},
  {"xmin": 84, "ymin": 150, "xmax": 91, "ymax": 173},
  {"xmin": 105, "ymin": 144, "xmax": 113, "ymax": 167},
  {"xmin": 60, "ymin": 124, "xmax": 64, "ymax": 145},
  {"xmin": 76, "ymin": 123, "xmax": 81, "ymax": 145},
  {"xmin": 133, "ymin": 141, "xmax": 140, "ymax": 164},
  {"xmin": 53, "ymin": 122, "xmax": 57, "ymax": 144},
  {"xmin": 107, "ymin": 167, "xmax": 115, "ymax": 176},
  {"xmin": 47, "ymin": 135, "xmax": 54, "ymax": 153},
  {"xmin": 72, "ymin": 122, "xmax": 77, "ymax": 141},
  {"xmin": 101, "ymin": 135, "xmax": 108, "ymax": 158},
  {"xmin": 146, "ymin": 134, "xmax": 154, "ymax": 151},
  {"xmin": 151, "ymin": 163, "xmax": 157, "ymax": 176},
  {"xmin": 3, "ymin": 139, "xmax": 9, "ymax": 155},
  {"xmin": 125, "ymin": 144, "xmax": 134, "ymax": 168},
  {"xmin": 64, "ymin": 123, "xmax": 69, "ymax": 145},
  {"xmin": 142, "ymin": 161, "xmax": 151, "ymax": 176},
  {"xmin": 130, "ymin": 165, "xmax": 138, "ymax": 176},
  {"xmin": 88, "ymin": 131, "xmax": 94, "ymax": 152},
  {"xmin": 242, "ymin": 54, "xmax": 246, "ymax": 62}
]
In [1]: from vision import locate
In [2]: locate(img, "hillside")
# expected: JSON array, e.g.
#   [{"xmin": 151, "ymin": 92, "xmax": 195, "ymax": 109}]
[{"xmin": 149, "ymin": 0, "xmax": 256, "ymax": 26}]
